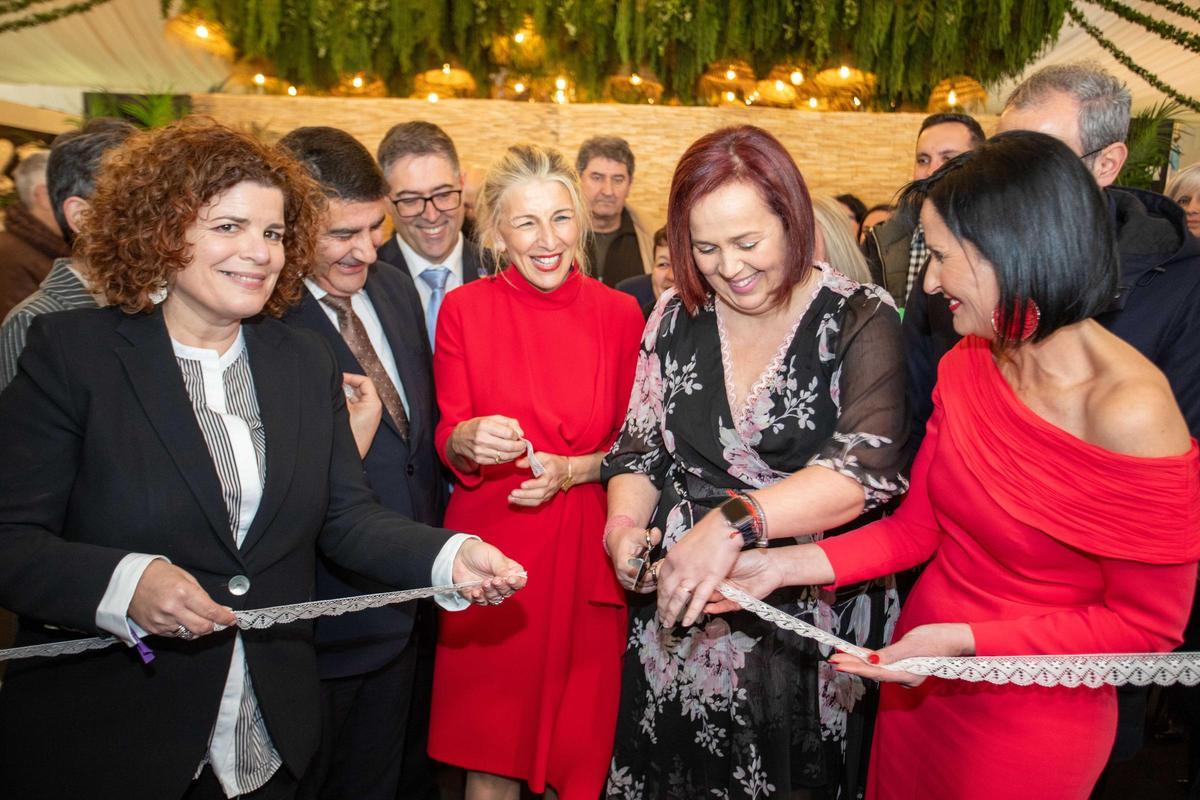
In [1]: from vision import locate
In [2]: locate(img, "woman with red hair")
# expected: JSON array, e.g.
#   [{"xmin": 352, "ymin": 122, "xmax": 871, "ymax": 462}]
[{"xmin": 601, "ymin": 126, "xmax": 908, "ymax": 797}]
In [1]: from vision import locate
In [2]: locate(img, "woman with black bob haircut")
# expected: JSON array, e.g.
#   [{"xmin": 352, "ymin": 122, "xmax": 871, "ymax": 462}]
[
  {"xmin": 692, "ymin": 130, "xmax": 1200, "ymax": 798},
  {"xmin": 916, "ymin": 129, "xmax": 1117, "ymax": 346}
]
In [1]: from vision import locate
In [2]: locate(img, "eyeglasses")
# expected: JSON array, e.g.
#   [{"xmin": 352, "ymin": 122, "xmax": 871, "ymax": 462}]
[
  {"xmin": 391, "ymin": 190, "xmax": 462, "ymax": 218},
  {"xmin": 1080, "ymin": 143, "xmax": 1113, "ymax": 162}
]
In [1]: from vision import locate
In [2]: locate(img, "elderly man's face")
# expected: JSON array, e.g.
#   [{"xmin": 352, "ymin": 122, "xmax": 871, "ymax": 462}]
[
  {"xmin": 581, "ymin": 156, "xmax": 632, "ymax": 223},
  {"xmin": 314, "ymin": 198, "xmax": 387, "ymax": 297}
]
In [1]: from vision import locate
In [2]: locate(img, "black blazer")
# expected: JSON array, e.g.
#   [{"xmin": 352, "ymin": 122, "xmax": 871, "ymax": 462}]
[
  {"xmin": 282, "ymin": 263, "xmax": 449, "ymax": 678},
  {"xmin": 0, "ymin": 306, "xmax": 454, "ymax": 800},
  {"xmin": 377, "ymin": 233, "xmax": 491, "ymax": 288}
]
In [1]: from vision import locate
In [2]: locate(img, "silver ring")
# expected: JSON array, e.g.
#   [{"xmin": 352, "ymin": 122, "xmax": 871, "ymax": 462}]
[{"xmin": 174, "ymin": 624, "xmax": 196, "ymax": 640}]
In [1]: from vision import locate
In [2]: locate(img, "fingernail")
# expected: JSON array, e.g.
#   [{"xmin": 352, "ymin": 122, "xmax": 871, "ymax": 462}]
[{"xmin": 867, "ymin": 653, "xmax": 880, "ymax": 664}]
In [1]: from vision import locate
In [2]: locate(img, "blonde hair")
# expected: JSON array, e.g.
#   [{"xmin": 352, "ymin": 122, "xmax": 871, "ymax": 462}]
[
  {"xmin": 1166, "ymin": 163, "xmax": 1200, "ymax": 205},
  {"xmin": 477, "ymin": 143, "xmax": 591, "ymax": 275},
  {"xmin": 811, "ymin": 195, "xmax": 872, "ymax": 284}
]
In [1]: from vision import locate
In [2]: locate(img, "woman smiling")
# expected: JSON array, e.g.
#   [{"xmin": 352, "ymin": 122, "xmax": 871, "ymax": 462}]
[{"xmin": 427, "ymin": 144, "xmax": 644, "ymax": 800}]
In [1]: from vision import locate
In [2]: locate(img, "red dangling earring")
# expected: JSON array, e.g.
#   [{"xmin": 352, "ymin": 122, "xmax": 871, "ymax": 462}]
[{"xmin": 991, "ymin": 300, "xmax": 1041, "ymax": 343}]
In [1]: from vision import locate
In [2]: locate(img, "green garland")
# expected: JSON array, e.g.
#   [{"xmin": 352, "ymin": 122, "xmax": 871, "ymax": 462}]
[
  {"xmin": 0, "ymin": 0, "xmax": 111, "ymax": 34},
  {"xmin": 1067, "ymin": 3, "xmax": 1200, "ymax": 114},
  {"xmin": 1080, "ymin": 0, "xmax": 1200, "ymax": 54},
  {"xmin": 0, "ymin": 0, "xmax": 55, "ymax": 15},
  {"xmin": 1142, "ymin": 0, "xmax": 1200, "ymax": 25},
  {"xmin": 175, "ymin": 0, "xmax": 1069, "ymax": 104}
]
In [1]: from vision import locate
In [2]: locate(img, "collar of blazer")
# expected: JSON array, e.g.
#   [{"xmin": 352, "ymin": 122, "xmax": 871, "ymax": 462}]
[{"xmin": 114, "ymin": 308, "xmax": 300, "ymax": 561}]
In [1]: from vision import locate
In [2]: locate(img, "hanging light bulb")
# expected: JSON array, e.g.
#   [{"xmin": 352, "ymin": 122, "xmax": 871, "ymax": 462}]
[
  {"xmin": 351, "ymin": 75, "xmax": 364, "ymax": 89},
  {"xmin": 774, "ymin": 80, "xmax": 785, "ymax": 92},
  {"xmin": 555, "ymin": 76, "xmax": 568, "ymax": 91},
  {"xmin": 253, "ymin": 73, "xmax": 266, "ymax": 86},
  {"xmin": 554, "ymin": 89, "xmax": 567, "ymax": 104},
  {"xmin": 808, "ymin": 97, "xmax": 818, "ymax": 109},
  {"xmin": 194, "ymin": 24, "xmax": 209, "ymax": 39},
  {"xmin": 630, "ymin": 73, "xmax": 642, "ymax": 86},
  {"xmin": 428, "ymin": 92, "xmax": 440, "ymax": 102},
  {"xmin": 514, "ymin": 31, "xmax": 526, "ymax": 44},
  {"xmin": 790, "ymin": 70, "xmax": 803, "ymax": 85},
  {"xmin": 852, "ymin": 96, "xmax": 862, "ymax": 108},
  {"xmin": 838, "ymin": 65, "xmax": 850, "ymax": 79},
  {"xmin": 947, "ymin": 89, "xmax": 958, "ymax": 106},
  {"xmin": 287, "ymin": 85, "xmax": 298, "ymax": 96},
  {"xmin": 442, "ymin": 63, "xmax": 451, "ymax": 75},
  {"xmin": 724, "ymin": 91, "xmax": 736, "ymax": 102},
  {"xmin": 513, "ymin": 81, "xmax": 526, "ymax": 94},
  {"xmin": 725, "ymin": 67, "xmax": 737, "ymax": 81}
]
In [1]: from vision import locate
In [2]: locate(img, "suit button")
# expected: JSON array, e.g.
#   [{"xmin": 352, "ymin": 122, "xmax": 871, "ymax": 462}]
[
  {"xmin": 228, "ymin": 575, "xmax": 251, "ymax": 596},
  {"xmin": 405, "ymin": 464, "xmax": 416, "ymax": 476}
]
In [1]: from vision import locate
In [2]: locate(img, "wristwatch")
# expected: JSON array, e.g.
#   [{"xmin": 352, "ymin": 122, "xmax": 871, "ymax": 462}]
[{"xmin": 719, "ymin": 493, "xmax": 762, "ymax": 548}]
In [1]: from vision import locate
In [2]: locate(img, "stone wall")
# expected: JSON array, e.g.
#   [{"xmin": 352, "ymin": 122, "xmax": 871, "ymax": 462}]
[{"xmin": 193, "ymin": 93, "xmax": 999, "ymax": 229}]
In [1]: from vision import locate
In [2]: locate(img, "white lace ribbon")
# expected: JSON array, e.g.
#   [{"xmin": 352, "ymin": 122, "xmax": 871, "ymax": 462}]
[
  {"xmin": 716, "ymin": 581, "xmax": 1200, "ymax": 687},
  {"xmin": 0, "ymin": 577, "xmax": 506, "ymax": 664}
]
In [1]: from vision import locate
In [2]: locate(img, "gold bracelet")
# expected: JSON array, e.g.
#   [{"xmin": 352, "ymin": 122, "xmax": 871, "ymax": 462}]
[{"xmin": 560, "ymin": 456, "xmax": 575, "ymax": 492}]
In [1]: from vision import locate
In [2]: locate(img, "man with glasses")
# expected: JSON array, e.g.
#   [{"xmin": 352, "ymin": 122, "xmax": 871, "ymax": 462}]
[{"xmin": 377, "ymin": 121, "xmax": 489, "ymax": 349}]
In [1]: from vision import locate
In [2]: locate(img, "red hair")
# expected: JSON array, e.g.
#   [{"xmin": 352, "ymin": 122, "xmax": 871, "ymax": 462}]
[{"xmin": 668, "ymin": 126, "xmax": 816, "ymax": 314}]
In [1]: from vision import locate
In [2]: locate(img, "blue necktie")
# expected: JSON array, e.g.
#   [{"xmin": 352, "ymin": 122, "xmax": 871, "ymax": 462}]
[{"xmin": 419, "ymin": 266, "xmax": 452, "ymax": 349}]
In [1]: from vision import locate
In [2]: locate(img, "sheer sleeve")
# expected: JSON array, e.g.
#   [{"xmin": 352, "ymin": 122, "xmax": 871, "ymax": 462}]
[
  {"xmin": 806, "ymin": 287, "xmax": 910, "ymax": 509},
  {"xmin": 601, "ymin": 292, "xmax": 683, "ymax": 488}
]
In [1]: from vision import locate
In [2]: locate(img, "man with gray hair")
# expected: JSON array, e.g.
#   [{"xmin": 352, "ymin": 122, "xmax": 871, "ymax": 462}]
[
  {"xmin": 0, "ymin": 149, "xmax": 69, "ymax": 318},
  {"xmin": 576, "ymin": 136, "xmax": 654, "ymax": 289},
  {"xmin": 0, "ymin": 118, "xmax": 135, "ymax": 391},
  {"xmin": 905, "ymin": 62, "xmax": 1200, "ymax": 452}
]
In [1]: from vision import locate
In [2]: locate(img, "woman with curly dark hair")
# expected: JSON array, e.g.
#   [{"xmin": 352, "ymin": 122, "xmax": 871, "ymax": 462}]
[{"xmin": 0, "ymin": 118, "xmax": 525, "ymax": 800}]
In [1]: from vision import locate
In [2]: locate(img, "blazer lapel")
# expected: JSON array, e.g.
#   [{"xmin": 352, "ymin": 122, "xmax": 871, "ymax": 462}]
[
  {"xmin": 114, "ymin": 310, "xmax": 243, "ymax": 564},
  {"xmin": 365, "ymin": 270, "xmax": 428, "ymax": 444},
  {"xmin": 240, "ymin": 318, "xmax": 299, "ymax": 553}
]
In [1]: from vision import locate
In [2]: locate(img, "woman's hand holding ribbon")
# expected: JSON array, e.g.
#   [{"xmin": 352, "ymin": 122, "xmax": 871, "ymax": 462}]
[{"xmin": 829, "ymin": 622, "xmax": 976, "ymax": 688}]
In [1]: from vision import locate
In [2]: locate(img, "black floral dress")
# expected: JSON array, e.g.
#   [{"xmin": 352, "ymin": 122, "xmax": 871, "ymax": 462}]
[{"xmin": 602, "ymin": 267, "xmax": 909, "ymax": 800}]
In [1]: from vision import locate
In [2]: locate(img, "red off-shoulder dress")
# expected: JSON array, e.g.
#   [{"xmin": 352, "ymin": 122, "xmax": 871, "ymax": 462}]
[
  {"xmin": 820, "ymin": 336, "xmax": 1200, "ymax": 800},
  {"xmin": 427, "ymin": 268, "xmax": 643, "ymax": 798}
]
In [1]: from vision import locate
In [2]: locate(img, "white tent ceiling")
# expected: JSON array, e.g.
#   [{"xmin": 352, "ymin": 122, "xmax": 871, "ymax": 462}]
[{"xmin": 0, "ymin": 0, "xmax": 1196, "ymax": 122}]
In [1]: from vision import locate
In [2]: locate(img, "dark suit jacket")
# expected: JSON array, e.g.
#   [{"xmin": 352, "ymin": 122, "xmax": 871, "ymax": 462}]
[
  {"xmin": 282, "ymin": 263, "xmax": 449, "ymax": 678},
  {"xmin": 0, "ymin": 306, "xmax": 454, "ymax": 800},
  {"xmin": 377, "ymin": 233, "xmax": 491, "ymax": 288}
]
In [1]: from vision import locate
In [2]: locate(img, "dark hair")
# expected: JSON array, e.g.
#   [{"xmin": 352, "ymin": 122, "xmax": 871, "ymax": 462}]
[
  {"xmin": 834, "ymin": 193, "xmax": 867, "ymax": 225},
  {"xmin": 376, "ymin": 120, "xmax": 460, "ymax": 177},
  {"xmin": 919, "ymin": 113, "xmax": 986, "ymax": 148},
  {"xmin": 575, "ymin": 136, "xmax": 635, "ymax": 179},
  {"xmin": 668, "ymin": 125, "xmax": 815, "ymax": 314},
  {"xmin": 898, "ymin": 130, "xmax": 1117, "ymax": 346},
  {"xmin": 79, "ymin": 117, "xmax": 326, "ymax": 317},
  {"xmin": 652, "ymin": 225, "xmax": 668, "ymax": 250},
  {"xmin": 278, "ymin": 126, "xmax": 388, "ymax": 202},
  {"xmin": 47, "ymin": 117, "xmax": 137, "ymax": 244},
  {"xmin": 858, "ymin": 203, "xmax": 893, "ymax": 239}
]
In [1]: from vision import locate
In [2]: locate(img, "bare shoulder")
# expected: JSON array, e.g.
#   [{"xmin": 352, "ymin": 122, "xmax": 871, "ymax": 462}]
[{"xmin": 1087, "ymin": 359, "xmax": 1190, "ymax": 458}]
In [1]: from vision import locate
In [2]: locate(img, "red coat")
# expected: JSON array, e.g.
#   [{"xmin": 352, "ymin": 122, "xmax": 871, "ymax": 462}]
[{"xmin": 428, "ymin": 268, "xmax": 643, "ymax": 798}]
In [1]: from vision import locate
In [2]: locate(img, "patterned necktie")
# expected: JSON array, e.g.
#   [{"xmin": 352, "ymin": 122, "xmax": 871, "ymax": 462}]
[
  {"xmin": 419, "ymin": 266, "xmax": 452, "ymax": 349},
  {"xmin": 319, "ymin": 293, "xmax": 409, "ymax": 442}
]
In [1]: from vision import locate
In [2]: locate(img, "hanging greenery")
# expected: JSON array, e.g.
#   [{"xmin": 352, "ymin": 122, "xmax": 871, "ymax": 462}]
[
  {"xmin": 1080, "ymin": 0, "xmax": 1200, "ymax": 54},
  {"xmin": 1142, "ymin": 0, "xmax": 1200, "ymax": 25},
  {"xmin": 173, "ymin": 0, "xmax": 1069, "ymax": 105},
  {"xmin": 1066, "ymin": 3, "xmax": 1200, "ymax": 114},
  {"xmin": 0, "ymin": 0, "xmax": 112, "ymax": 35}
]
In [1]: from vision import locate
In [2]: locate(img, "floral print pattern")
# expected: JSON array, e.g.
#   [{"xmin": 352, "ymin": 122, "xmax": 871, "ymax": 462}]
[{"xmin": 602, "ymin": 269, "xmax": 909, "ymax": 799}]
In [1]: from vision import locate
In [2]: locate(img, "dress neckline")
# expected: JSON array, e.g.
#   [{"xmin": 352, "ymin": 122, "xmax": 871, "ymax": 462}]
[
  {"xmin": 493, "ymin": 265, "xmax": 584, "ymax": 309},
  {"xmin": 714, "ymin": 266, "xmax": 826, "ymax": 428}
]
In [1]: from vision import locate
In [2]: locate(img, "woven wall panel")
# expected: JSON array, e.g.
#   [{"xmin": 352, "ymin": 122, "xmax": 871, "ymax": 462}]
[{"xmin": 193, "ymin": 93, "xmax": 997, "ymax": 229}]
